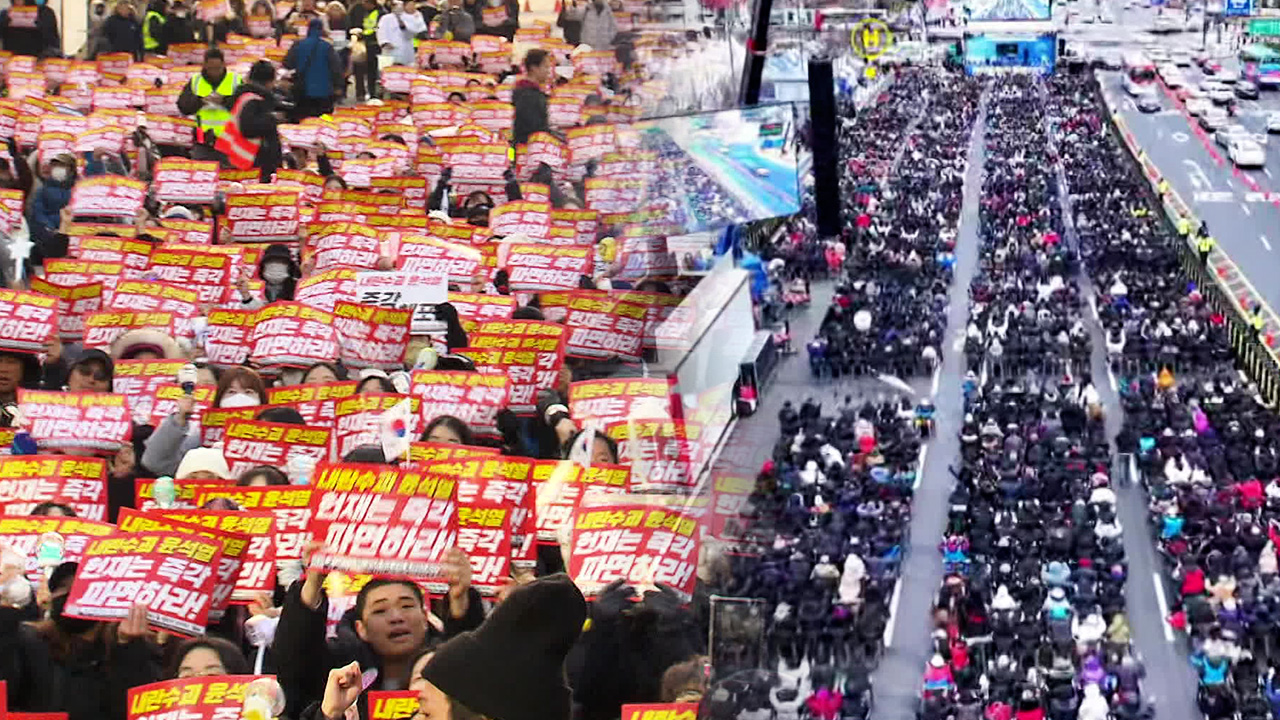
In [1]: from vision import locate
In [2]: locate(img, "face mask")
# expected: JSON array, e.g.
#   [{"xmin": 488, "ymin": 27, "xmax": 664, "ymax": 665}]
[
  {"xmin": 262, "ymin": 262, "xmax": 290, "ymax": 283},
  {"xmin": 50, "ymin": 166, "xmax": 69, "ymax": 183},
  {"xmin": 219, "ymin": 392, "xmax": 261, "ymax": 409},
  {"xmin": 175, "ymin": 9, "xmax": 187, "ymax": 15},
  {"xmin": 51, "ymin": 595, "xmax": 97, "ymax": 635}
]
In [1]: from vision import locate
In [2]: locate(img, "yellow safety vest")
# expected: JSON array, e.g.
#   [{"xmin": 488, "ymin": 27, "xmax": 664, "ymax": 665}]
[
  {"xmin": 143, "ymin": 10, "xmax": 165, "ymax": 51},
  {"xmin": 190, "ymin": 71, "xmax": 241, "ymax": 137},
  {"xmin": 363, "ymin": 8, "xmax": 380, "ymax": 36},
  {"xmin": 1157, "ymin": 179, "xmax": 1169, "ymax": 195},
  {"xmin": 1177, "ymin": 217, "xmax": 1191, "ymax": 236},
  {"xmin": 1253, "ymin": 313, "xmax": 1265, "ymax": 331},
  {"xmin": 1197, "ymin": 236, "xmax": 1215, "ymax": 253}
]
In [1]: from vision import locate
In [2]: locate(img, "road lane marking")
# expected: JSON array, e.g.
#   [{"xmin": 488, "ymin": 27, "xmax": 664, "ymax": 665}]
[
  {"xmin": 1153, "ymin": 572, "xmax": 1175, "ymax": 641},
  {"xmin": 883, "ymin": 578, "xmax": 903, "ymax": 646},
  {"xmin": 1107, "ymin": 366, "xmax": 1119, "ymax": 392},
  {"xmin": 1243, "ymin": 203, "xmax": 1252, "ymax": 215},
  {"xmin": 1267, "ymin": 168, "xmax": 1274, "ymax": 178},
  {"xmin": 914, "ymin": 444, "xmax": 928, "ymax": 491},
  {"xmin": 1262, "ymin": 235, "xmax": 1272, "ymax": 251},
  {"xmin": 931, "ymin": 367, "xmax": 941, "ymax": 396},
  {"xmin": 1194, "ymin": 190, "xmax": 1235, "ymax": 202}
]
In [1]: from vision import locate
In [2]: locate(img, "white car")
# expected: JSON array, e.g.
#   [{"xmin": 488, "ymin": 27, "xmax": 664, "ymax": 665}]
[
  {"xmin": 1150, "ymin": 48, "xmax": 1171, "ymax": 63},
  {"xmin": 1153, "ymin": 15, "xmax": 1182, "ymax": 32},
  {"xmin": 1215, "ymin": 124, "xmax": 1264, "ymax": 148},
  {"xmin": 1186, "ymin": 97, "xmax": 1212, "ymax": 116},
  {"xmin": 1171, "ymin": 50, "xmax": 1193, "ymax": 67},
  {"xmin": 1160, "ymin": 66, "xmax": 1185, "ymax": 87},
  {"xmin": 1200, "ymin": 107, "xmax": 1230, "ymax": 130},
  {"xmin": 1229, "ymin": 139, "xmax": 1267, "ymax": 167},
  {"xmin": 1217, "ymin": 67, "xmax": 1242, "ymax": 84},
  {"xmin": 1100, "ymin": 11, "xmax": 1115, "ymax": 22},
  {"xmin": 1268, "ymin": 112, "xmax": 1280, "ymax": 133},
  {"xmin": 1208, "ymin": 84, "xmax": 1235, "ymax": 105}
]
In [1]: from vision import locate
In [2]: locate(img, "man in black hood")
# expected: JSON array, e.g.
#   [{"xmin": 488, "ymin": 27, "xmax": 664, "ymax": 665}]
[{"xmin": 0, "ymin": 0, "xmax": 61, "ymax": 58}]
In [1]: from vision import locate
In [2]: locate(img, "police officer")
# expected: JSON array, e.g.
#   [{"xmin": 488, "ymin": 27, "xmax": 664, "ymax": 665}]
[
  {"xmin": 1197, "ymin": 233, "xmax": 1215, "ymax": 267},
  {"xmin": 176, "ymin": 48, "xmax": 241, "ymax": 162},
  {"xmin": 142, "ymin": 0, "xmax": 166, "ymax": 54},
  {"xmin": 1253, "ymin": 304, "xmax": 1266, "ymax": 340},
  {"xmin": 1177, "ymin": 215, "xmax": 1192, "ymax": 237},
  {"xmin": 1157, "ymin": 177, "xmax": 1170, "ymax": 198},
  {"xmin": 350, "ymin": 0, "xmax": 384, "ymax": 101}
]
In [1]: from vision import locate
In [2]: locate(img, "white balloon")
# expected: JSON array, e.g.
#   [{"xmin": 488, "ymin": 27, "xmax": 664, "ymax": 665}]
[{"xmin": 854, "ymin": 310, "xmax": 872, "ymax": 332}]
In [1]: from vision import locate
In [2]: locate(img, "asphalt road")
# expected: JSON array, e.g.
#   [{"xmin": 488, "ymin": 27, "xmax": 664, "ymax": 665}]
[{"xmin": 1098, "ymin": 68, "xmax": 1280, "ymax": 313}]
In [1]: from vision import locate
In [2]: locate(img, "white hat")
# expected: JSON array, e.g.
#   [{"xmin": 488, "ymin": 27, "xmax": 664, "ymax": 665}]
[{"xmin": 176, "ymin": 447, "xmax": 232, "ymax": 480}]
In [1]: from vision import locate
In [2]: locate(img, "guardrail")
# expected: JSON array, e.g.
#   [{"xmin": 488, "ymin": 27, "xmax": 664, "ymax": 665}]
[{"xmin": 1093, "ymin": 74, "xmax": 1280, "ymax": 405}]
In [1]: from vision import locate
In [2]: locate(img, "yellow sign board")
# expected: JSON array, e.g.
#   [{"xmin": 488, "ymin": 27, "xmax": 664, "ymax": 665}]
[{"xmin": 850, "ymin": 18, "xmax": 894, "ymax": 61}]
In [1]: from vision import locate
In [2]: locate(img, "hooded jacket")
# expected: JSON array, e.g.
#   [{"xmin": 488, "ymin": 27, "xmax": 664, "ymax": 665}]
[
  {"xmin": 0, "ymin": 4, "xmax": 60, "ymax": 58},
  {"xmin": 102, "ymin": 10, "xmax": 143, "ymax": 58},
  {"xmin": 578, "ymin": 0, "xmax": 616, "ymax": 49},
  {"xmin": 29, "ymin": 168, "xmax": 74, "ymax": 237},
  {"xmin": 511, "ymin": 77, "xmax": 549, "ymax": 145},
  {"xmin": 284, "ymin": 19, "xmax": 343, "ymax": 100}
]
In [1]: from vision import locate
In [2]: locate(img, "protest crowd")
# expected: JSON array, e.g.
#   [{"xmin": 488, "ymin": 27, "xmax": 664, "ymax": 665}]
[{"xmin": 0, "ymin": 1, "xmax": 747, "ymax": 720}]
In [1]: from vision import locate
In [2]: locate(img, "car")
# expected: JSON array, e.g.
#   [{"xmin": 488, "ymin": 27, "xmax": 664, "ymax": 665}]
[
  {"xmin": 1268, "ymin": 113, "xmax": 1280, "ymax": 133},
  {"xmin": 1228, "ymin": 139, "xmax": 1267, "ymax": 167},
  {"xmin": 1082, "ymin": 12, "xmax": 1095, "ymax": 21},
  {"xmin": 1200, "ymin": 78, "xmax": 1225, "ymax": 92},
  {"xmin": 1209, "ymin": 84, "xmax": 1235, "ymax": 104},
  {"xmin": 1100, "ymin": 11, "xmax": 1115, "ymax": 22},
  {"xmin": 1137, "ymin": 92, "xmax": 1162, "ymax": 113},
  {"xmin": 1202, "ymin": 59, "xmax": 1223, "ymax": 74},
  {"xmin": 1153, "ymin": 15, "xmax": 1182, "ymax": 32},
  {"xmin": 1217, "ymin": 67, "xmax": 1242, "ymax": 84},
  {"xmin": 1150, "ymin": 48, "xmax": 1171, "ymax": 63},
  {"xmin": 1098, "ymin": 51, "xmax": 1123, "ymax": 70},
  {"xmin": 1200, "ymin": 107, "xmax": 1230, "ymax": 130},
  {"xmin": 1235, "ymin": 81, "xmax": 1259, "ymax": 99},
  {"xmin": 1215, "ymin": 124, "xmax": 1254, "ymax": 147},
  {"xmin": 1187, "ymin": 97, "xmax": 1212, "ymax": 116},
  {"xmin": 1159, "ymin": 65, "xmax": 1184, "ymax": 85},
  {"xmin": 1172, "ymin": 50, "xmax": 1193, "ymax": 66}
]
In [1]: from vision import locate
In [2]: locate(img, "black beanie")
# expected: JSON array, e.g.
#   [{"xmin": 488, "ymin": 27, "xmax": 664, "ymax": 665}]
[{"xmin": 423, "ymin": 574, "xmax": 587, "ymax": 720}]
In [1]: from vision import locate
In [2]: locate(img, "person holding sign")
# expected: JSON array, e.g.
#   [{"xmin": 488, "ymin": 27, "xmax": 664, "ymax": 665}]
[
  {"xmin": 0, "ymin": 0, "xmax": 61, "ymax": 58},
  {"xmin": 0, "ymin": 561, "xmax": 159, "ymax": 720},
  {"xmin": 275, "ymin": 543, "xmax": 486, "ymax": 718},
  {"xmin": 177, "ymin": 48, "xmax": 242, "ymax": 154}
]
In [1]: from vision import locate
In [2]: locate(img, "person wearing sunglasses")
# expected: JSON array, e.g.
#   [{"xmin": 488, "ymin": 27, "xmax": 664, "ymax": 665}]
[{"xmin": 65, "ymin": 349, "xmax": 114, "ymax": 393}]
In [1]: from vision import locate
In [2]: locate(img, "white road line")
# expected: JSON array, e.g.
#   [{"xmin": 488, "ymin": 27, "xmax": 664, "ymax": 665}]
[
  {"xmin": 1152, "ymin": 572, "xmax": 1175, "ymax": 642},
  {"xmin": 1266, "ymin": 168, "xmax": 1274, "ymax": 178},
  {"xmin": 1129, "ymin": 455, "xmax": 1139, "ymax": 486},
  {"xmin": 914, "ymin": 444, "xmax": 929, "ymax": 490},
  {"xmin": 1107, "ymin": 366, "xmax": 1119, "ymax": 393},
  {"xmin": 1089, "ymin": 294, "xmax": 1099, "ymax": 320},
  {"xmin": 930, "ymin": 368, "xmax": 941, "ymax": 396},
  {"xmin": 1243, "ymin": 203, "xmax": 1252, "ymax": 215},
  {"xmin": 883, "ymin": 579, "xmax": 904, "ymax": 646},
  {"xmin": 1262, "ymin": 235, "xmax": 1273, "ymax": 251}
]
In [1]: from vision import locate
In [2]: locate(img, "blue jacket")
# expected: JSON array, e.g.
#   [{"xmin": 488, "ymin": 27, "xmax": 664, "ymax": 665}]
[
  {"xmin": 29, "ymin": 179, "xmax": 72, "ymax": 235},
  {"xmin": 283, "ymin": 19, "xmax": 341, "ymax": 100}
]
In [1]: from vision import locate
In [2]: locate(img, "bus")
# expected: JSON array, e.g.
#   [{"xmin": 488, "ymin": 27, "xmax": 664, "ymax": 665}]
[
  {"xmin": 1123, "ymin": 51, "xmax": 1157, "ymax": 95},
  {"xmin": 1241, "ymin": 44, "xmax": 1280, "ymax": 90}
]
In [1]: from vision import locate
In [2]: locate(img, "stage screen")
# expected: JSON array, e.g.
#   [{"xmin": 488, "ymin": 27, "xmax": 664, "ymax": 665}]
[
  {"xmin": 966, "ymin": 0, "xmax": 1051, "ymax": 21},
  {"xmin": 964, "ymin": 34, "xmax": 1056, "ymax": 74}
]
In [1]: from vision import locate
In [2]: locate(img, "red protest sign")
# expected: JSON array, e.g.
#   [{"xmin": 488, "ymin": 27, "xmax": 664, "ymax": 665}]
[
  {"xmin": 148, "ymin": 384, "xmax": 216, "ymax": 429},
  {"xmin": 63, "ymin": 531, "xmax": 224, "ymax": 636},
  {"xmin": 440, "ymin": 141, "xmax": 507, "ymax": 184},
  {"xmin": 458, "ymin": 320, "xmax": 565, "ymax": 414},
  {"xmin": 621, "ymin": 704, "xmax": 699, "ymax": 720},
  {"xmin": 147, "ymin": 249, "xmax": 234, "ymax": 304},
  {"xmin": 453, "ymin": 502, "xmax": 511, "ymax": 592},
  {"xmin": 368, "ymin": 691, "xmax": 419, "ymax": 720},
  {"xmin": 370, "ymin": 177, "xmax": 428, "ymax": 211},
  {"xmin": 126, "ymin": 676, "xmax": 271, "ymax": 720},
  {"xmin": 42, "ymin": 259, "xmax": 124, "ymax": 300},
  {"xmin": 0, "ymin": 186, "xmax": 22, "ymax": 235},
  {"xmin": 397, "ymin": 235, "xmax": 483, "ymax": 285},
  {"xmin": 440, "ymin": 456, "xmax": 536, "ymax": 567},
  {"xmin": 307, "ymin": 463, "xmax": 455, "ymax": 586},
  {"xmin": 410, "ymin": 370, "xmax": 509, "ymax": 437},
  {"xmin": 447, "ymin": 292, "xmax": 517, "ymax": 333},
  {"xmin": 199, "ymin": 404, "xmax": 266, "ymax": 447},
  {"xmin": 0, "ymin": 288, "xmax": 59, "ymax": 353},
  {"xmin": 569, "ymin": 504, "xmax": 698, "ymax": 600},
  {"xmin": 112, "ymin": 359, "xmax": 186, "ymax": 423},
  {"xmin": 115, "ymin": 508, "xmax": 240, "ymax": 619},
  {"xmin": 505, "ymin": 244, "xmax": 592, "ymax": 291},
  {"xmin": 265, "ymin": 381, "xmax": 358, "ymax": 427},
  {"xmin": 332, "ymin": 302, "xmax": 411, "ymax": 370},
  {"xmin": 69, "ymin": 236, "xmax": 153, "ymax": 275},
  {"xmin": 355, "ymin": 270, "xmax": 449, "ymax": 311},
  {"xmin": 532, "ymin": 460, "xmax": 629, "ymax": 541},
  {"xmin": 196, "ymin": 485, "xmax": 313, "ymax": 561},
  {"xmin": 305, "ymin": 221, "xmax": 382, "ymax": 271},
  {"xmin": 158, "ymin": 218, "xmax": 216, "ymax": 244},
  {"xmin": 28, "ymin": 278, "xmax": 103, "ymax": 344},
  {"xmin": 407, "ymin": 442, "xmax": 500, "ymax": 464},
  {"xmin": 69, "ymin": 176, "xmax": 147, "ymax": 219},
  {"xmin": 0, "ymin": 516, "xmax": 116, "ymax": 582},
  {"xmin": 224, "ymin": 191, "xmax": 302, "ymax": 242},
  {"xmin": 563, "ymin": 291, "xmax": 645, "ymax": 361},
  {"xmin": 605, "ymin": 420, "xmax": 702, "ymax": 491},
  {"xmin": 153, "ymin": 509, "xmax": 276, "ymax": 600},
  {"xmin": 568, "ymin": 378, "xmax": 673, "ymax": 427},
  {"xmin": 490, "ymin": 201, "xmax": 551, "ymax": 239},
  {"xmin": 19, "ymin": 390, "xmax": 131, "ymax": 454},
  {"xmin": 248, "ymin": 302, "xmax": 340, "ymax": 371},
  {"xmin": 82, "ymin": 310, "xmax": 186, "ymax": 350},
  {"xmin": 133, "ymin": 479, "xmax": 228, "ymax": 513},
  {"xmin": 152, "ymin": 158, "xmax": 219, "ymax": 205},
  {"xmin": 332, "ymin": 394, "xmax": 420, "ymax": 461},
  {"xmin": 107, "ymin": 280, "xmax": 200, "ymax": 319},
  {"xmin": 0, "ymin": 456, "xmax": 107, "ymax": 521},
  {"xmin": 204, "ymin": 308, "xmax": 254, "ymax": 367},
  {"xmin": 222, "ymin": 418, "xmax": 332, "ymax": 479},
  {"xmin": 709, "ymin": 474, "xmax": 754, "ymax": 541},
  {"xmin": 295, "ymin": 268, "xmax": 359, "ymax": 313}
]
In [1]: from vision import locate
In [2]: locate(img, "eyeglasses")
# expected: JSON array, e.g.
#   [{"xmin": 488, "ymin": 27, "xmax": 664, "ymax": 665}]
[{"xmin": 74, "ymin": 364, "xmax": 110, "ymax": 383}]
